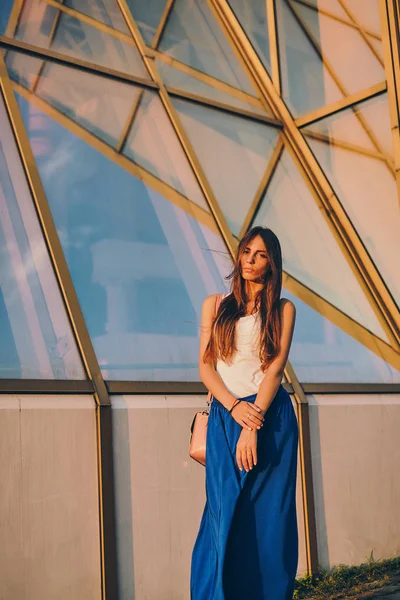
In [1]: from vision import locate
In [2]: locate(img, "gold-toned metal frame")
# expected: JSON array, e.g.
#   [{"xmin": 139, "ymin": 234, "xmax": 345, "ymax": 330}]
[{"xmin": 0, "ymin": 0, "xmax": 399, "ymax": 591}]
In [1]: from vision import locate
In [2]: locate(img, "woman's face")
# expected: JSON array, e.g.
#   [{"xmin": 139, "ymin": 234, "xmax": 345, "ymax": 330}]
[{"xmin": 240, "ymin": 235, "xmax": 269, "ymax": 282}]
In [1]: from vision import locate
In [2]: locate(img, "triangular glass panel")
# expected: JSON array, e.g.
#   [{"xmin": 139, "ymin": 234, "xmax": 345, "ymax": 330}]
[
  {"xmin": 0, "ymin": 93, "xmax": 85, "ymax": 379},
  {"xmin": 344, "ymin": 0, "xmax": 381, "ymax": 37},
  {"xmin": 351, "ymin": 94, "xmax": 393, "ymax": 157},
  {"xmin": 7, "ymin": 50, "xmax": 209, "ymax": 211},
  {"xmin": 158, "ymin": 0, "xmax": 257, "ymax": 96},
  {"xmin": 5, "ymin": 50, "xmax": 43, "ymax": 90},
  {"xmin": 304, "ymin": 95, "xmax": 400, "ymax": 306},
  {"xmin": 276, "ymin": 1, "xmax": 344, "ymax": 116},
  {"xmin": 123, "ymin": 90, "xmax": 209, "ymax": 210},
  {"xmin": 298, "ymin": 0, "xmax": 349, "ymax": 20},
  {"xmin": 253, "ymin": 148, "xmax": 390, "ymax": 341},
  {"xmin": 6, "ymin": 50, "xmax": 142, "ymax": 147},
  {"xmin": 125, "ymin": 0, "xmax": 169, "ymax": 46},
  {"xmin": 0, "ymin": 0, "xmax": 14, "ymax": 35},
  {"xmin": 227, "ymin": 0, "xmax": 271, "ymax": 73},
  {"xmin": 294, "ymin": 2, "xmax": 384, "ymax": 95},
  {"xmin": 14, "ymin": 0, "xmax": 150, "ymax": 80},
  {"xmin": 283, "ymin": 289, "xmax": 400, "ymax": 383},
  {"xmin": 60, "ymin": 0, "xmax": 130, "ymax": 33},
  {"xmin": 15, "ymin": 92, "xmax": 232, "ymax": 381},
  {"xmin": 172, "ymin": 96, "xmax": 279, "ymax": 236},
  {"xmin": 301, "ymin": 103, "xmax": 376, "ymax": 150},
  {"xmin": 155, "ymin": 58, "xmax": 270, "ymax": 116}
]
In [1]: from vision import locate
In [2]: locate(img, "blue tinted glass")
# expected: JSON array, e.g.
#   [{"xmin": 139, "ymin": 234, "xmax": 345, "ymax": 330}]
[
  {"xmin": 0, "ymin": 0, "xmax": 14, "ymax": 35},
  {"xmin": 227, "ymin": 0, "xmax": 271, "ymax": 72},
  {"xmin": 16, "ymin": 93, "xmax": 230, "ymax": 381},
  {"xmin": 276, "ymin": 1, "xmax": 343, "ymax": 116},
  {"xmin": 285, "ymin": 291, "xmax": 400, "ymax": 384},
  {"xmin": 13, "ymin": 0, "xmax": 149, "ymax": 79},
  {"xmin": 303, "ymin": 95, "xmax": 400, "ymax": 306},
  {"xmin": 173, "ymin": 97, "xmax": 279, "ymax": 236},
  {"xmin": 159, "ymin": 0, "xmax": 255, "ymax": 95},
  {"xmin": 64, "ymin": 0, "xmax": 130, "ymax": 33},
  {"xmin": 0, "ymin": 93, "xmax": 85, "ymax": 379},
  {"xmin": 254, "ymin": 149, "xmax": 389, "ymax": 342},
  {"xmin": 126, "ymin": 0, "xmax": 167, "ymax": 45}
]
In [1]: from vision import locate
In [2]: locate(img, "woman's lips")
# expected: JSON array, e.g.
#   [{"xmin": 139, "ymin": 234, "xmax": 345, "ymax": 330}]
[{"xmin": 243, "ymin": 268, "xmax": 254, "ymax": 272}]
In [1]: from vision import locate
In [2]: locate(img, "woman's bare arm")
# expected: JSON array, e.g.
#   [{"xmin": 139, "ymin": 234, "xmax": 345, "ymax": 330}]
[
  {"xmin": 253, "ymin": 299, "xmax": 296, "ymax": 416},
  {"xmin": 198, "ymin": 294, "xmax": 238, "ymax": 411}
]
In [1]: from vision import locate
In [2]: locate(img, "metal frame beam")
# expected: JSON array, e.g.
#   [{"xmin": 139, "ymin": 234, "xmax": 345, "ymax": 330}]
[
  {"xmin": 116, "ymin": 0, "xmax": 239, "ymax": 257},
  {"xmin": 295, "ymin": 81, "xmax": 387, "ymax": 128},
  {"xmin": 212, "ymin": 0, "xmax": 400, "ymax": 576},
  {"xmin": 0, "ymin": 35, "xmax": 157, "ymax": 89},
  {"xmin": 287, "ymin": 0, "xmax": 393, "ymax": 173},
  {"xmin": 2, "ymin": 380, "xmax": 400, "ymax": 395},
  {"xmin": 379, "ymin": 0, "xmax": 400, "ymax": 206},
  {"xmin": 148, "ymin": 47, "xmax": 269, "ymax": 112},
  {"xmin": 152, "ymin": 0, "xmax": 176, "ymax": 49},
  {"xmin": 266, "ymin": 0, "xmax": 281, "ymax": 93},
  {"xmin": 0, "ymin": 54, "xmax": 118, "ymax": 600},
  {"xmin": 12, "ymin": 80, "xmax": 217, "ymax": 234},
  {"xmin": 293, "ymin": 0, "xmax": 382, "ymax": 40},
  {"xmin": 212, "ymin": 0, "xmax": 400, "ymax": 349},
  {"xmin": 0, "ymin": 380, "xmax": 94, "ymax": 393}
]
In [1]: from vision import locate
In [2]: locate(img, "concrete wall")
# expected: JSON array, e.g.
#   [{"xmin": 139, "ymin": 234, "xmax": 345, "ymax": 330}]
[
  {"xmin": 308, "ymin": 393, "xmax": 400, "ymax": 569},
  {"xmin": 111, "ymin": 394, "xmax": 307, "ymax": 600},
  {"xmin": 1, "ymin": 392, "xmax": 399, "ymax": 600},
  {"xmin": 0, "ymin": 395, "xmax": 101, "ymax": 600}
]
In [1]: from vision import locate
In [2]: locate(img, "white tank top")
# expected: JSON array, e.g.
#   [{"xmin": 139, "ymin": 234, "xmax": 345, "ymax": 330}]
[{"xmin": 216, "ymin": 293, "xmax": 265, "ymax": 398}]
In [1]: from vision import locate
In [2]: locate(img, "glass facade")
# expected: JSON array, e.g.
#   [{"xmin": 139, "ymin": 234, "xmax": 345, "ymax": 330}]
[
  {"xmin": 1, "ymin": 2, "xmax": 399, "ymax": 597},
  {"xmin": 0, "ymin": 0, "xmax": 398, "ymax": 384}
]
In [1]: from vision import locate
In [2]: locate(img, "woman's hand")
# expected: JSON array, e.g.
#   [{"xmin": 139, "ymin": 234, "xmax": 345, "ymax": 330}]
[
  {"xmin": 236, "ymin": 428, "xmax": 258, "ymax": 471},
  {"xmin": 230, "ymin": 400, "xmax": 264, "ymax": 431}
]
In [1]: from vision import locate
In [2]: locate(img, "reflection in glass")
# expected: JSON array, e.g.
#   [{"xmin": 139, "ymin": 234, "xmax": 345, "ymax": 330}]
[
  {"xmin": 344, "ymin": 0, "xmax": 381, "ymax": 37},
  {"xmin": 14, "ymin": 0, "xmax": 149, "ymax": 79},
  {"xmin": 254, "ymin": 148, "xmax": 389, "ymax": 341},
  {"xmin": 227, "ymin": 0, "xmax": 271, "ymax": 72},
  {"xmin": 63, "ymin": 0, "xmax": 130, "ymax": 33},
  {"xmin": 293, "ymin": 1, "xmax": 384, "ymax": 94},
  {"xmin": 156, "ymin": 59, "xmax": 269, "ymax": 116},
  {"xmin": 173, "ymin": 97, "xmax": 279, "ymax": 235},
  {"xmin": 124, "ymin": 90, "xmax": 208, "ymax": 209},
  {"xmin": 7, "ymin": 50, "xmax": 208, "ymax": 209},
  {"xmin": 277, "ymin": 0, "xmax": 385, "ymax": 117},
  {"xmin": 276, "ymin": 1, "xmax": 343, "ymax": 116},
  {"xmin": 7, "ymin": 50, "xmax": 142, "ymax": 147},
  {"xmin": 125, "ymin": 0, "xmax": 167, "ymax": 46},
  {"xmin": 303, "ymin": 95, "xmax": 400, "ymax": 305},
  {"xmin": 0, "ymin": 94, "xmax": 85, "ymax": 379},
  {"xmin": 158, "ymin": 0, "xmax": 256, "ymax": 95},
  {"xmin": 285, "ymin": 290, "xmax": 399, "ymax": 383},
  {"xmin": 16, "ymin": 93, "xmax": 230, "ymax": 381},
  {"xmin": 0, "ymin": 0, "xmax": 14, "ymax": 35}
]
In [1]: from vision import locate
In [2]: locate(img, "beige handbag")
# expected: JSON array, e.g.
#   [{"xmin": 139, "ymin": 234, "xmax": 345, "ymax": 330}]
[{"xmin": 189, "ymin": 293, "xmax": 223, "ymax": 466}]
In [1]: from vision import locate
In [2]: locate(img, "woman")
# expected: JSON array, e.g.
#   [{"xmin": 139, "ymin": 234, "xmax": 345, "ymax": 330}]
[{"xmin": 191, "ymin": 226, "xmax": 299, "ymax": 600}]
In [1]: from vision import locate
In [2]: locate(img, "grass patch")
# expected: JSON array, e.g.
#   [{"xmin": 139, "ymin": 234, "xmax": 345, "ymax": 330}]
[{"xmin": 294, "ymin": 551, "xmax": 400, "ymax": 599}]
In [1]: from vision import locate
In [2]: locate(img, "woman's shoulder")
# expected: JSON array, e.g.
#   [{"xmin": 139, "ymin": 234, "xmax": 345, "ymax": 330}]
[
  {"xmin": 202, "ymin": 291, "xmax": 230, "ymax": 316},
  {"xmin": 279, "ymin": 297, "xmax": 296, "ymax": 317},
  {"xmin": 201, "ymin": 293, "xmax": 222, "ymax": 315},
  {"xmin": 203, "ymin": 291, "xmax": 230, "ymax": 305}
]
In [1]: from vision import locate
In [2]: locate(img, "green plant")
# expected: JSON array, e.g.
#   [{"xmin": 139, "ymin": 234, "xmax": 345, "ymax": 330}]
[{"xmin": 293, "ymin": 553, "xmax": 400, "ymax": 599}]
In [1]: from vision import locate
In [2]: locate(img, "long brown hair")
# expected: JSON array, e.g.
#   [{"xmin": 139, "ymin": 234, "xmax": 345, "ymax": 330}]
[{"xmin": 203, "ymin": 226, "xmax": 283, "ymax": 372}]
